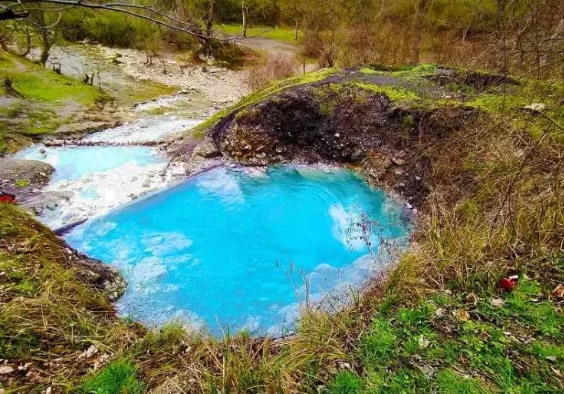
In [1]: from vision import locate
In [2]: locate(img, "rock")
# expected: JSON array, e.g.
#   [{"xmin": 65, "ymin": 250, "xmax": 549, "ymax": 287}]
[
  {"xmin": 392, "ymin": 157, "xmax": 406, "ymax": 166},
  {"xmin": 0, "ymin": 158, "xmax": 54, "ymax": 187},
  {"xmin": 192, "ymin": 137, "xmax": 221, "ymax": 159},
  {"xmin": 0, "ymin": 366, "xmax": 14, "ymax": 374},
  {"xmin": 523, "ymin": 103, "xmax": 546, "ymax": 113},
  {"xmin": 491, "ymin": 298, "xmax": 505, "ymax": 308}
]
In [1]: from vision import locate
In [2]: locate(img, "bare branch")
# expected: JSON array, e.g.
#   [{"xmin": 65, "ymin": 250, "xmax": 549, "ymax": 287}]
[{"xmin": 0, "ymin": 0, "xmax": 225, "ymax": 41}]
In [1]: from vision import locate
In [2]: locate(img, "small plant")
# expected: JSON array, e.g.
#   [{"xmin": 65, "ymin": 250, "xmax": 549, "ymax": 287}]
[
  {"xmin": 78, "ymin": 359, "xmax": 144, "ymax": 394},
  {"xmin": 326, "ymin": 371, "xmax": 363, "ymax": 394},
  {"xmin": 14, "ymin": 179, "xmax": 30, "ymax": 188}
]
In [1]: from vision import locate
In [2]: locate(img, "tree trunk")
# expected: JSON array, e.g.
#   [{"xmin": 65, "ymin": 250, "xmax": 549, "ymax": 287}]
[{"xmin": 242, "ymin": 1, "xmax": 247, "ymax": 38}]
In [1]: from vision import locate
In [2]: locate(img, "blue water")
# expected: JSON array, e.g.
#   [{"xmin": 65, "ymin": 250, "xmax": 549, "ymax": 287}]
[
  {"xmin": 66, "ymin": 166, "xmax": 410, "ymax": 334},
  {"xmin": 15, "ymin": 145, "xmax": 163, "ymax": 181}
]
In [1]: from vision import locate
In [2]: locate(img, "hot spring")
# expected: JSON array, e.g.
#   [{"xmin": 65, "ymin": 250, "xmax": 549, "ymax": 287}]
[{"xmin": 65, "ymin": 166, "xmax": 411, "ymax": 335}]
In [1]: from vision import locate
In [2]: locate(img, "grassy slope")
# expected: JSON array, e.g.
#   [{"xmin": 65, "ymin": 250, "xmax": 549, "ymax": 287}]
[
  {"xmin": 1, "ymin": 66, "xmax": 563, "ymax": 393},
  {"xmin": 0, "ymin": 52, "xmax": 109, "ymax": 154}
]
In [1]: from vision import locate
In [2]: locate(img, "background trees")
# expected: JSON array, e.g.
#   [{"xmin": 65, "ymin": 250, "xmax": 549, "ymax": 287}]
[{"xmin": 0, "ymin": 0, "xmax": 562, "ymax": 77}]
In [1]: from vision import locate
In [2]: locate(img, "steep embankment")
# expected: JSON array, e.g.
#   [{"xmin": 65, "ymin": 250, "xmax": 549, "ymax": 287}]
[{"xmin": 189, "ymin": 66, "xmax": 516, "ymax": 209}]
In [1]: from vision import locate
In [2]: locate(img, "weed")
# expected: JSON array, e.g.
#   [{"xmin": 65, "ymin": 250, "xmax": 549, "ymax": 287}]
[
  {"xmin": 78, "ymin": 359, "xmax": 145, "ymax": 394},
  {"xmin": 326, "ymin": 371, "xmax": 363, "ymax": 394}
]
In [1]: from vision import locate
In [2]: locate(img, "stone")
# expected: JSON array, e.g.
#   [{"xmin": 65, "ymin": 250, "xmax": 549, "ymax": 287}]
[
  {"xmin": 392, "ymin": 157, "xmax": 406, "ymax": 166},
  {"xmin": 0, "ymin": 366, "xmax": 14, "ymax": 374},
  {"xmin": 491, "ymin": 298, "xmax": 505, "ymax": 308},
  {"xmin": 192, "ymin": 137, "xmax": 221, "ymax": 159}
]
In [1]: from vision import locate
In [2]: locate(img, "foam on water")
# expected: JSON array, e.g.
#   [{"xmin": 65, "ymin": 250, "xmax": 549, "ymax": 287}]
[
  {"xmin": 84, "ymin": 116, "xmax": 202, "ymax": 144},
  {"xmin": 15, "ymin": 145, "xmax": 183, "ymax": 228},
  {"xmin": 65, "ymin": 166, "xmax": 410, "ymax": 335}
]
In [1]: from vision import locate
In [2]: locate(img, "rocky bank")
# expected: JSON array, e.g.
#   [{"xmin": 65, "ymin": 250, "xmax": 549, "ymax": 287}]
[{"xmin": 187, "ymin": 67, "xmax": 497, "ymax": 208}]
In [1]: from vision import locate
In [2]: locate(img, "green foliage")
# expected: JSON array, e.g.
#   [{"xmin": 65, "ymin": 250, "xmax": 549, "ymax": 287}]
[
  {"xmin": 356, "ymin": 280, "xmax": 564, "ymax": 392},
  {"xmin": 14, "ymin": 179, "xmax": 31, "ymax": 188},
  {"xmin": 435, "ymin": 369, "xmax": 489, "ymax": 394},
  {"xmin": 79, "ymin": 359, "xmax": 145, "ymax": 394},
  {"xmin": 0, "ymin": 53, "xmax": 108, "ymax": 104},
  {"xmin": 58, "ymin": 9, "xmax": 158, "ymax": 48},
  {"xmin": 326, "ymin": 371, "xmax": 363, "ymax": 394}
]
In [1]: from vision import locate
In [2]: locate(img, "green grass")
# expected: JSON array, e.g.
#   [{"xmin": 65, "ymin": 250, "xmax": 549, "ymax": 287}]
[
  {"xmin": 0, "ymin": 53, "xmax": 108, "ymax": 105},
  {"xmin": 0, "ymin": 51, "xmax": 115, "ymax": 153},
  {"xmin": 219, "ymin": 24, "xmax": 300, "ymax": 44},
  {"xmin": 78, "ymin": 359, "xmax": 145, "ymax": 394},
  {"xmin": 353, "ymin": 82, "xmax": 421, "ymax": 102},
  {"xmin": 329, "ymin": 279, "xmax": 563, "ymax": 393}
]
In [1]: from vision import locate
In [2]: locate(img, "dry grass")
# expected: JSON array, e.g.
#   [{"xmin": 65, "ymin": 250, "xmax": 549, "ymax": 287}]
[{"xmin": 246, "ymin": 55, "xmax": 299, "ymax": 91}]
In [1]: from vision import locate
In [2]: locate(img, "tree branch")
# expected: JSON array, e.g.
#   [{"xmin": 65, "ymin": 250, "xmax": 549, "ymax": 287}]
[{"xmin": 0, "ymin": 0, "xmax": 224, "ymax": 41}]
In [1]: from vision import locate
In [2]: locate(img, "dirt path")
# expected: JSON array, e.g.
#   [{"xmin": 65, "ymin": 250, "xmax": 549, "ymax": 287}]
[{"xmin": 232, "ymin": 36, "xmax": 300, "ymax": 59}]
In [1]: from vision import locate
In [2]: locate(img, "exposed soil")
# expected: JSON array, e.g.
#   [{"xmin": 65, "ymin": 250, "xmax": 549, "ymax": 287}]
[{"xmin": 190, "ymin": 70, "xmax": 480, "ymax": 208}]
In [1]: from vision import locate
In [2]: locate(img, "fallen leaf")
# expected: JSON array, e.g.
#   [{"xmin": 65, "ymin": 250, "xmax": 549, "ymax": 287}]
[
  {"xmin": 17, "ymin": 362, "xmax": 32, "ymax": 371},
  {"xmin": 465, "ymin": 292, "xmax": 479, "ymax": 305},
  {"xmin": 418, "ymin": 335, "xmax": 430, "ymax": 349},
  {"xmin": 550, "ymin": 284, "xmax": 564, "ymax": 299},
  {"xmin": 550, "ymin": 366, "xmax": 562, "ymax": 377},
  {"xmin": 455, "ymin": 309, "xmax": 470, "ymax": 321},
  {"xmin": 78, "ymin": 344, "xmax": 98, "ymax": 360}
]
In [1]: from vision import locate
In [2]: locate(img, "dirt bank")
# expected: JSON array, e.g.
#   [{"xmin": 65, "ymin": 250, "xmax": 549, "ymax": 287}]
[{"xmin": 187, "ymin": 68, "xmax": 482, "ymax": 208}]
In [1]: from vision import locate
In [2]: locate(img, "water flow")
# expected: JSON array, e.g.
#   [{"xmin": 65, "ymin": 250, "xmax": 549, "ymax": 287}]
[
  {"xmin": 66, "ymin": 166, "xmax": 410, "ymax": 335},
  {"xmin": 13, "ymin": 100, "xmax": 206, "ymax": 228}
]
